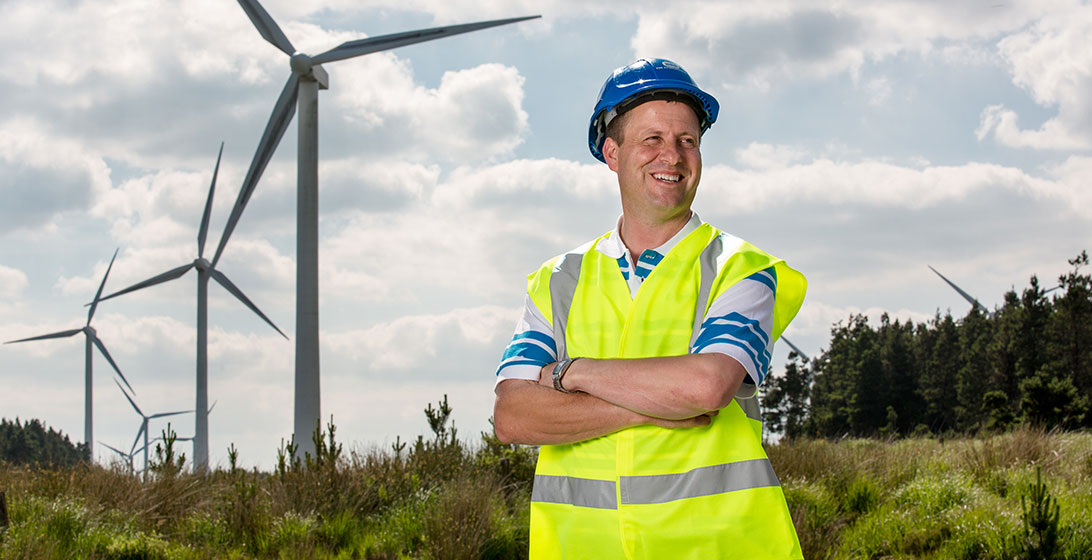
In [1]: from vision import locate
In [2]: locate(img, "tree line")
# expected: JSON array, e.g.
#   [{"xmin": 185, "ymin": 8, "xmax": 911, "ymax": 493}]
[
  {"xmin": 0, "ymin": 417, "xmax": 89, "ymax": 467},
  {"xmin": 762, "ymin": 251, "xmax": 1092, "ymax": 439}
]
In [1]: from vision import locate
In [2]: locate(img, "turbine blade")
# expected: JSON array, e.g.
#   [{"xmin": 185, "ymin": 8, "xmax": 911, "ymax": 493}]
[
  {"xmin": 5, "ymin": 328, "xmax": 84, "ymax": 344},
  {"xmin": 149, "ymin": 410, "xmax": 193, "ymax": 420},
  {"xmin": 237, "ymin": 0, "xmax": 295, "ymax": 56},
  {"xmin": 210, "ymin": 269, "xmax": 288, "ymax": 339},
  {"xmin": 312, "ymin": 15, "xmax": 540, "ymax": 65},
  {"xmin": 97, "ymin": 263, "xmax": 195, "ymax": 304},
  {"xmin": 208, "ymin": 400, "xmax": 218, "ymax": 415},
  {"xmin": 101, "ymin": 442, "xmax": 128, "ymax": 458},
  {"xmin": 212, "ymin": 74, "xmax": 299, "ymax": 267},
  {"xmin": 92, "ymin": 335, "xmax": 134, "ymax": 394},
  {"xmin": 781, "ymin": 336, "xmax": 810, "ymax": 363},
  {"xmin": 198, "ymin": 142, "xmax": 225, "ymax": 259},
  {"xmin": 88, "ymin": 248, "xmax": 120, "ymax": 325},
  {"xmin": 113, "ymin": 377, "xmax": 143, "ymax": 417},
  {"xmin": 130, "ymin": 423, "xmax": 146, "ymax": 456},
  {"xmin": 928, "ymin": 265, "xmax": 987, "ymax": 312}
]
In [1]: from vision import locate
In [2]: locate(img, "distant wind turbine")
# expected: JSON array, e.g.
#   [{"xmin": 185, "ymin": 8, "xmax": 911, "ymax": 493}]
[
  {"xmin": 101, "ymin": 441, "xmax": 135, "ymax": 473},
  {"xmin": 97, "ymin": 144, "xmax": 285, "ymax": 471},
  {"xmin": 928, "ymin": 265, "xmax": 990, "ymax": 315},
  {"xmin": 781, "ymin": 336, "xmax": 811, "ymax": 363},
  {"xmin": 113, "ymin": 379, "xmax": 192, "ymax": 477},
  {"xmin": 223, "ymin": 0, "xmax": 540, "ymax": 457},
  {"xmin": 5, "ymin": 249, "xmax": 133, "ymax": 454}
]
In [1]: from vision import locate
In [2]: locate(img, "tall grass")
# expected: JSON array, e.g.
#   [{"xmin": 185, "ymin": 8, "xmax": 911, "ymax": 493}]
[
  {"xmin": 1, "ymin": 408, "xmax": 1089, "ymax": 559},
  {"xmin": 0, "ymin": 397, "xmax": 536, "ymax": 559},
  {"xmin": 771, "ymin": 425, "xmax": 1092, "ymax": 559}
]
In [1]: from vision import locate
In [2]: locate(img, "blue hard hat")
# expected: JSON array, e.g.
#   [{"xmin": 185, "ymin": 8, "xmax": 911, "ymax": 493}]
[{"xmin": 588, "ymin": 58, "xmax": 719, "ymax": 163}]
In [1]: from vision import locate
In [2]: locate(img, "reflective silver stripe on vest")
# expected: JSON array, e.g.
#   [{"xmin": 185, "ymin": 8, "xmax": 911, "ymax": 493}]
[
  {"xmin": 532, "ymin": 474, "xmax": 618, "ymax": 510},
  {"xmin": 738, "ymin": 394, "xmax": 762, "ymax": 422},
  {"xmin": 690, "ymin": 233, "xmax": 724, "ymax": 349},
  {"xmin": 619, "ymin": 458, "xmax": 780, "ymax": 505},
  {"xmin": 550, "ymin": 252, "xmax": 584, "ymax": 362}
]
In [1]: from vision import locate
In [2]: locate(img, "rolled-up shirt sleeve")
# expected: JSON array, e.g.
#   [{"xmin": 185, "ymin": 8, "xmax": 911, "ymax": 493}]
[
  {"xmin": 690, "ymin": 266, "xmax": 777, "ymax": 398},
  {"xmin": 495, "ymin": 294, "xmax": 557, "ymax": 388}
]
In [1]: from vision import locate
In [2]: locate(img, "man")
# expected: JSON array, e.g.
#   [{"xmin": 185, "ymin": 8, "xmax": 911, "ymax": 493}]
[{"xmin": 493, "ymin": 58, "xmax": 806, "ymax": 559}]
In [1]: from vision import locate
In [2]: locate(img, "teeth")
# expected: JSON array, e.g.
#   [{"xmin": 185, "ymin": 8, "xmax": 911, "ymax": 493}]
[{"xmin": 653, "ymin": 173, "xmax": 681, "ymax": 183}]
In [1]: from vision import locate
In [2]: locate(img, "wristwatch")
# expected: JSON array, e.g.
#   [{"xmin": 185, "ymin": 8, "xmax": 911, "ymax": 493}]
[{"xmin": 552, "ymin": 357, "xmax": 581, "ymax": 393}]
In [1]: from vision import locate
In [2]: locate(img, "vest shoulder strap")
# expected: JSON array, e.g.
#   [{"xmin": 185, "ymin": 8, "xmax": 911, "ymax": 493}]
[{"xmin": 527, "ymin": 236, "xmax": 604, "ymax": 362}]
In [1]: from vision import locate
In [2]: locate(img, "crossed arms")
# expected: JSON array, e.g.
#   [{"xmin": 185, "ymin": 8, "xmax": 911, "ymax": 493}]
[{"xmin": 493, "ymin": 352, "xmax": 747, "ymax": 445}]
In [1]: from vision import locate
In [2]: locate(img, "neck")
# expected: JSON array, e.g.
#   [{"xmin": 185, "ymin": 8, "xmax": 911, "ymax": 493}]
[{"xmin": 619, "ymin": 210, "xmax": 691, "ymax": 258}]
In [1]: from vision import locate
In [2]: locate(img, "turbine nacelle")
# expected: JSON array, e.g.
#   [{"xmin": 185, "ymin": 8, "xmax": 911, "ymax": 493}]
[{"xmin": 289, "ymin": 53, "xmax": 329, "ymax": 87}]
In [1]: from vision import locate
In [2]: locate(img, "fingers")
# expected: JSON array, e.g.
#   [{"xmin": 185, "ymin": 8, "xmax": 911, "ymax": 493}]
[
  {"xmin": 649, "ymin": 414, "xmax": 712, "ymax": 430},
  {"xmin": 538, "ymin": 362, "xmax": 558, "ymax": 386}
]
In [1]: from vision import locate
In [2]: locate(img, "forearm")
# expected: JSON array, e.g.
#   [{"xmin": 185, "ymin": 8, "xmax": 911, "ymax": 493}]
[
  {"xmin": 561, "ymin": 353, "xmax": 746, "ymax": 420},
  {"xmin": 493, "ymin": 379, "xmax": 710, "ymax": 445}
]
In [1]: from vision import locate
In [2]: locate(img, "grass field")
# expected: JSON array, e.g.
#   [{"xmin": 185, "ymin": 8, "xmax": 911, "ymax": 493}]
[{"xmin": 1, "ymin": 420, "xmax": 1090, "ymax": 559}]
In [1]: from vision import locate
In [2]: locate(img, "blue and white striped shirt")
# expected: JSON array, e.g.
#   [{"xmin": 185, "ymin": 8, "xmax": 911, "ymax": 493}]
[{"xmin": 496, "ymin": 214, "xmax": 776, "ymax": 394}]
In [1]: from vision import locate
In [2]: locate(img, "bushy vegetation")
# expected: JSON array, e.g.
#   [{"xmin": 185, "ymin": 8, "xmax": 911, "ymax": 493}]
[
  {"xmin": 773, "ymin": 425, "xmax": 1092, "ymax": 560},
  {"xmin": 0, "ymin": 418, "xmax": 89, "ymax": 467},
  {"xmin": 0, "ymin": 396, "xmax": 536, "ymax": 559},
  {"xmin": 763, "ymin": 251, "xmax": 1092, "ymax": 439},
  {"xmin": 1, "ymin": 414, "xmax": 1089, "ymax": 559}
]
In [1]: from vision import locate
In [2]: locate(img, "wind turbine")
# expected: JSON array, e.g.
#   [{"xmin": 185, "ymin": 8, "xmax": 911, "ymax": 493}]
[
  {"xmin": 781, "ymin": 336, "xmax": 811, "ymax": 363},
  {"xmin": 113, "ymin": 379, "xmax": 192, "ymax": 477},
  {"xmin": 928, "ymin": 265, "xmax": 991, "ymax": 315},
  {"xmin": 221, "ymin": 0, "xmax": 539, "ymax": 457},
  {"xmin": 5, "ymin": 249, "xmax": 133, "ymax": 456},
  {"xmin": 101, "ymin": 441, "xmax": 135, "ymax": 473},
  {"xmin": 97, "ymin": 144, "xmax": 286, "ymax": 471}
]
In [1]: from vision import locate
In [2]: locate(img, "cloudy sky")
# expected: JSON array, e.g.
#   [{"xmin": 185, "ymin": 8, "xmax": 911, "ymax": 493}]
[{"xmin": 2, "ymin": 0, "xmax": 1089, "ymax": 469}]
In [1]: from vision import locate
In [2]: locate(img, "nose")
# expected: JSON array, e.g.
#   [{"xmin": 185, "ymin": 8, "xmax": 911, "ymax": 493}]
[{"xmin": 659, "ymin": 140, "xmax": 681, "ymax": 165}]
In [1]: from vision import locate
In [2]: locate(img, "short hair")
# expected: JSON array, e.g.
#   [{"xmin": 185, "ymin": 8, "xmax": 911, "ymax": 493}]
[{"xmin": 603, "ymin": 91, "xmax": 704, "ymax": 148}]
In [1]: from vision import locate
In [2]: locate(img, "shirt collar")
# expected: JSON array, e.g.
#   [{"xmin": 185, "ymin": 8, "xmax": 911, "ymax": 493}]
[{"xmin": 595, "ymin": 212, "xmax": 703, "ymax": 260}]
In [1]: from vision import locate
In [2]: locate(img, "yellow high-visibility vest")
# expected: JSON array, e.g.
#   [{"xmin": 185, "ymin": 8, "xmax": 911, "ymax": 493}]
[{"xmin": 526, "ymin": 223, "xmax": 806, "ymax": 560}]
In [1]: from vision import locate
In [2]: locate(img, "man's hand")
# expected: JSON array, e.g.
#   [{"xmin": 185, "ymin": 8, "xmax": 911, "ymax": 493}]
[{"xmin": 537, "ymin": 362, "xmax": 554, "ymax": 387}]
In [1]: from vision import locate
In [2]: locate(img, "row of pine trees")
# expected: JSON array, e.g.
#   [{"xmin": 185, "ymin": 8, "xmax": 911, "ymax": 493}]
[
  {"xmin": 0, "ymin": 418, "xmax": 88, "ymax": 467},
  {"xmin": 762, "ymin": 251, "xmax": 1092, "ymax": 439}
]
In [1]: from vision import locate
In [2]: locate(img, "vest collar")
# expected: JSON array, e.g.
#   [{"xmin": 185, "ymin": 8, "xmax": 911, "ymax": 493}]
[{"xmin": 595, "ymin": 212, "xmax": 704, "ymax": 260}]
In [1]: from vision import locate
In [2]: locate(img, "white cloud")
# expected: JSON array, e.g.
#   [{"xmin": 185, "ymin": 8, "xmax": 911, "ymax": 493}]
[
  {"xmin": 333, "ymin": 62, "xmax": 530, "ymax": 162},
  {"xmin": 735, "ymin": 142, "xmax": 809, "ymax": 170},
  {"xmin": 977, "ymin": 7, "xmax": 1092, "ymax": 150},
  {"xmin": 702, "ymin": 153, "xmax": 1084, "ymax": 215},
  {"xmin": 627, "ymin": 1, "xmax": 1061, "ymax": 88},
  {"xmin": 0, "ymin": 265, "xmax": 29, "ymax": 300},
  {"xmin": 323, "ymin": 305, "xmax": 515, "ymax": 373},
  {"xmin": 0, "ymin": 117, "xmax": 112, "ymax": 232},
  {"xmin": 792, "ymin": 299, "xmax": 934, "ymax": 339}
]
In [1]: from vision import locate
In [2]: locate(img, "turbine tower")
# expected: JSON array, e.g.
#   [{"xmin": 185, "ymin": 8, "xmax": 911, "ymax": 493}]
[
  {"xmin": 97, "ymin": 144, "xmax": 286, "ymax": 471},
  {"xmin": 928, "ymin": 265, "xmax": 990, "ymax": 315},
  {"xmin": 5, "ymin": 249, "xmax": 133, "ymax": 456},
  {"xmin": 113, "ymin": 379, "xmax": 192, "ymax": 477},
  {"xmin": 222, "ymin": 0, "xmax": 539, "ymax": 456}
]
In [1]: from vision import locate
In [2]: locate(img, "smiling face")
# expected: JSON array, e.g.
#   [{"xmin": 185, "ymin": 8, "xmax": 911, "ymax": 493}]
[{"xmin": 602, "ymin": 99, "xmax": 703, "ymax": 228}]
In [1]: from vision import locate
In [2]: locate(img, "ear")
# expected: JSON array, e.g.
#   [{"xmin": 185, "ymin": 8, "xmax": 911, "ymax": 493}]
[{"xmin": 603, "ymin": 137, "xmax": 620, "ymax": 172}]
